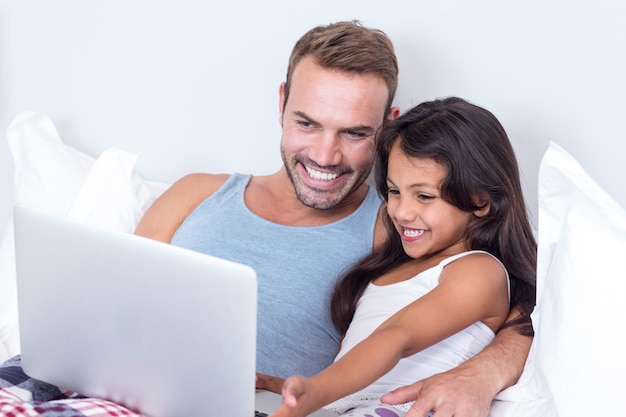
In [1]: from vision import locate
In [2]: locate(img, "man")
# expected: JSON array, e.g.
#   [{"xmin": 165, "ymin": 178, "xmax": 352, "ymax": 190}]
[{"xmin": 136, "ymin": 21, "xmax": 531, "ymax": 417}]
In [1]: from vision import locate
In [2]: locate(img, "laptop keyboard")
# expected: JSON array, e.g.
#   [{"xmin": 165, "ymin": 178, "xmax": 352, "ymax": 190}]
[{"xmin": 255, "ymin": 411, "xmax": 269, "ymax": 417}]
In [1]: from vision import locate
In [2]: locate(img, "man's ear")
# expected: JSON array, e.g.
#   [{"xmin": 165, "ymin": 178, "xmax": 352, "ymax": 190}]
[
  {"xmin": 387, "ymin": 105, "xmax": 401, "ymax": 121},
  {"xmin": 278, "ymin": 82, "xmax": 286, "ymax": 126},
  {"xmin": 474, "ymin": 197, "xmax": 491, "ymax": 217}
]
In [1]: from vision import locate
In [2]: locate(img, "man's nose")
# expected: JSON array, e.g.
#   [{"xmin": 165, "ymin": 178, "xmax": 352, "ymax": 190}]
[{"xmin": 308, "ymin": 132, "xmax": 342, "ymax": 167}]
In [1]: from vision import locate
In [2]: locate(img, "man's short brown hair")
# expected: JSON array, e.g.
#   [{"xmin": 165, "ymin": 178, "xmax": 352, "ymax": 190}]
[{"xmin": 284, "ymin": 20, "xmax": 398, "ymax": 118}]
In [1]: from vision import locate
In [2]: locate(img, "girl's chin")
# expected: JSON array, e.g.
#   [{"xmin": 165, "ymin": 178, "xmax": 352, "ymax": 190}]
[{"xmin": 400, "ymin": 244, "xmax": 423, "ymax": 259}]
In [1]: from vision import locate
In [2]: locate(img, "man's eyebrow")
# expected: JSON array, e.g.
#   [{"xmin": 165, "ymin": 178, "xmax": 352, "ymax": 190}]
[
  {"xmin": 341, "ymin": 124, "xmax": 376, "ymax": 135},
  {"xmin": 292, "ymin": 111, "xmax": 318, "ymax": 124},
  {"xmin": 291, "ymin": 110, "xmax": 376, "ymax": 134}
]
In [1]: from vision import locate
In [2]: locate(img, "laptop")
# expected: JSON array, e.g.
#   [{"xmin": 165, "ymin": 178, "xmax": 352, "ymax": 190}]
[
  {"xmin": 14, "ymin": 202, "xmax": 259, "ymax": 416},
  {"xmin": 14, "ymin": 203, "xmax": 335, "ymax": 417}
]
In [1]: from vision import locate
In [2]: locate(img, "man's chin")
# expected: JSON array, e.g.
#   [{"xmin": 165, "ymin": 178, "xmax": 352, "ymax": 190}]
[
  {"xmin": 299, "ymin": 198, "xmax": 342, "ymax": 211},
  {"xmin": 296, "ymin": 190, "xmax": 345, "ymax": 211}
]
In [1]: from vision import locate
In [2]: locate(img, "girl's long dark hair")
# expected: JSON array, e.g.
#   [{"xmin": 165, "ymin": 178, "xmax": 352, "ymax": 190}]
[{"xmin": 331, "ymin": 97, "xmax": 537, "ymax": 337}]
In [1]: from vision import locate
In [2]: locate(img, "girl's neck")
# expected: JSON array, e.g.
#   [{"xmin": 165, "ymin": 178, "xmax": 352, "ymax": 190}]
[{"xmin": 372, "ymin": 253, "xmax": 448, "ymax": 286}]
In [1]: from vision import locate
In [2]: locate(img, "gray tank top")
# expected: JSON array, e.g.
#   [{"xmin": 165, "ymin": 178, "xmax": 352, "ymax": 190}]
[{"xmin": 171, "ymin": 173, "xmax": 382, "ymax": 377}]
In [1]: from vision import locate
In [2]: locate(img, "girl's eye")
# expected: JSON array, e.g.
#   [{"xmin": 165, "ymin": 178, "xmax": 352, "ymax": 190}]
[
  {"xmin": 418, "ymin": 194, "xmax": 434, "ymax": 201},
  {"xmin": 387, "ymin": 188, "xmax": 400, "ymax": 196}
]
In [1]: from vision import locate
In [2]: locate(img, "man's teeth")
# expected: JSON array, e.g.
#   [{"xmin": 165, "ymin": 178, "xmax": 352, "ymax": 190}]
[
  {"xmin": 305, "ymin": 166, "xmax": 339, "ymax": 181},
  {"xmin": 403, "ymin": 228, "xmax": 425, "ymax": 237}
]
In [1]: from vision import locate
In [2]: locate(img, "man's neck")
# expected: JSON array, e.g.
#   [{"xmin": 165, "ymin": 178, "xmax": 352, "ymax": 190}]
[{"xmin": 244, "ymin": 170, "xmax": 369, "ymax": 227}]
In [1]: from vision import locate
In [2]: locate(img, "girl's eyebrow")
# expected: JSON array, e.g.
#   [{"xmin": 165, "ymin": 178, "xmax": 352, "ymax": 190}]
[{"xmin": 387, "ymin": 177, "xmax": 438, "ymax": 190}]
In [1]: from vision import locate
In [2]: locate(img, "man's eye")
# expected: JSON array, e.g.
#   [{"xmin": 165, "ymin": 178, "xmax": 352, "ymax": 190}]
[
  {"xmin": 344, "ymin": 130, "xmax": 367, "ymax": 139},
  {"xmin": 298, "ymin": 121, "xmax": 313, "ymax": 128}
]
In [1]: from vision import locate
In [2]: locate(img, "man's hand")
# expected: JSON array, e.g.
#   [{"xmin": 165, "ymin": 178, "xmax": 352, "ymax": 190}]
[
  {"xmin": 381, "ymin": 368, "xmax": 493, "ymax": 417},
  {"xmin": 382, "ymin": 315, "xmax": 532, "ymax": 417},
  {"xmin": 381, "ymin": 327, "xmax": 532, "ymax": 417},
  {"xmin": 256, "ymin": 372, "xmax": 286, "ymax": 394}
]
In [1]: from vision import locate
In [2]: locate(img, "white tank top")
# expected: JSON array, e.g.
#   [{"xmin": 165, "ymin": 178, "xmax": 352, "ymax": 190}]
[{"xmin": 334, "ymin": 250, "xmax": 510, "ymax": 395}]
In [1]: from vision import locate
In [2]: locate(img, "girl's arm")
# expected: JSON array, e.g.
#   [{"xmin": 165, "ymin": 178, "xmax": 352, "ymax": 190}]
[{"xmin": 269, "ymin": 253, "xmax": 509, "ymax": 417}]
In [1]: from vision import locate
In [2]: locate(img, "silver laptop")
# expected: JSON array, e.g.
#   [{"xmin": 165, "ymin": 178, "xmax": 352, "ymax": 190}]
[
  {"xmin": 14, "ymin": 203, "xmax": 261, "ymax": 416},
  {"xmin": 14, "ymin": 203, "xmax": 335, "ymax": 417}
]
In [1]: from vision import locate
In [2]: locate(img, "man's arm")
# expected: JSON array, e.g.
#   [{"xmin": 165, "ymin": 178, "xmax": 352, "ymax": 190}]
[
  {"xmin": 381, "ymin": 311, "xmax": 532, "ymax": 417},
  {"xmin": 256, "ymin": 373, "xmax": 285, "ymax": 394},
  {"xmin": 134, "ymin": 173, "xmax": 228, "ymax": 241}
]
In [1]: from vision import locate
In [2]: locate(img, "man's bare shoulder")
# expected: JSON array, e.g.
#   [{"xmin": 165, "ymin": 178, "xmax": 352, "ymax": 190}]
[
  {"xmin": 157, "ymin": 173, "xmax": 232, "ymax": 218},
  {"xmin": 134, "ymin": 173, "xmax": 230, "ymax": 241},
  {"xmin": 171, "ymin": 173, "xmax": 231, "ymax": 198}
]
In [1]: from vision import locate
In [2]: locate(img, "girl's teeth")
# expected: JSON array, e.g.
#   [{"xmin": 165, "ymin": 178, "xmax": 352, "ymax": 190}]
[{"xmin": 403, "ymin": 229, "xmax": 425, "ymax": 237}]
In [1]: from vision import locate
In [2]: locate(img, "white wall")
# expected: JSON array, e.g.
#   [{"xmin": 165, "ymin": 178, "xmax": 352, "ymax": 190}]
[{"xmin": 1, "ymin": 0, "xmax": 625, "ymax": 238}]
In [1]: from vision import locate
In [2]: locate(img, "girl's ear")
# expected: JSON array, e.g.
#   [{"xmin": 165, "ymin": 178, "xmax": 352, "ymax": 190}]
[{"xmin": 473, "ymin": 197, "xmax": 491, "ymax": 218}]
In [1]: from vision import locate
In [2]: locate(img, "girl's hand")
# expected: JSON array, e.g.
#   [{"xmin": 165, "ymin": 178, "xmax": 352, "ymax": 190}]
[{"xmin": 269, "ymin": 375, "xmax": 315, "ymax": 417}]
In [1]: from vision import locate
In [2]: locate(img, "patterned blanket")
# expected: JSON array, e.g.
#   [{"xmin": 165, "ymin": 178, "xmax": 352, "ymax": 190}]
[
  {"xmin": 0, "ymin": 356, "xmax": 144, "ymax": 417},
  {"xmin": 1, "ymin": 356, "xmax": 411, "ymax": 417}
]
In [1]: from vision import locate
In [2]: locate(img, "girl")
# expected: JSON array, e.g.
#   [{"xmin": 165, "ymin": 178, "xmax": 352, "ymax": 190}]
[{"xmin": 269, "ymin": 97, "xmax": 537, "ymax": 417}]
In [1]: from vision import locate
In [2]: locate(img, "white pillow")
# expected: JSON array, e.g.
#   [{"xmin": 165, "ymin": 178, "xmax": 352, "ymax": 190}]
[
  {"xmin": 0, "ymin": 112, "xmax": 169, "ymax": 363},
  {"xmin": 531, "ymin": 142, "xmax": 626, "ymax": 416}
]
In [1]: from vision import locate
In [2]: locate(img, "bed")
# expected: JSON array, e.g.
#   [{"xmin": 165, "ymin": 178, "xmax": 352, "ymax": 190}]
[
  {"xmin": 2, "ymin": 109, "xmax": 626, "ymax": 416},
  {"xmin": 1, "ymin": 2, "xmax": 625, "ymax": 416}
]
